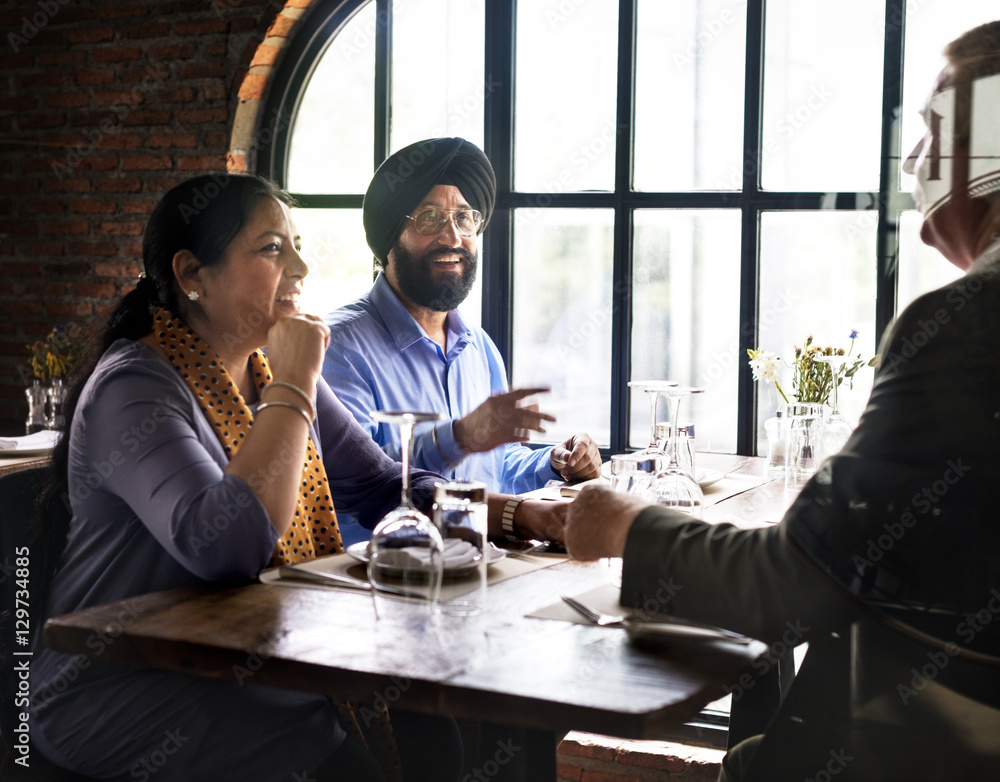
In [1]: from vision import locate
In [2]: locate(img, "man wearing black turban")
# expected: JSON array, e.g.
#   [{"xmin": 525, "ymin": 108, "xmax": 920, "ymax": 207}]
[{"xmin": 323, "ymin": 138, "xmax": 601, "ymax": 545}]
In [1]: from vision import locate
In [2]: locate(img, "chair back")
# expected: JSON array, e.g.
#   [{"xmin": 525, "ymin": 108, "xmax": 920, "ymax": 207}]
[{"xmin": 849, "ymin": 615, "xmax": 1000, "ymax": 781}]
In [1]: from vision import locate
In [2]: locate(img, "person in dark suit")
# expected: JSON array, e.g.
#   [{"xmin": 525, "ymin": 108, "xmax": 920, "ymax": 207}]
[{"xmin": 565, "ymin": 20, "xmax": 1000, "ymax": 781}]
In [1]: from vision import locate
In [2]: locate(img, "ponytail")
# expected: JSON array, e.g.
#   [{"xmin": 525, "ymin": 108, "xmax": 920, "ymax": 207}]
[{"xmin": 30, "ymin": 173, "xmax": 292, "ymax": 625}]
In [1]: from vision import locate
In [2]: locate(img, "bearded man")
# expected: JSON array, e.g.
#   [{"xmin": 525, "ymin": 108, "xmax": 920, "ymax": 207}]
[{"xmin": 323, "ymin": 138, "xmax": 600, "ymax": 543}]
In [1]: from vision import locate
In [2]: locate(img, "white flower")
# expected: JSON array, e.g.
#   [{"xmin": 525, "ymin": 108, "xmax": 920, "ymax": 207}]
[{"xmin": 748, "ymin": 350, "xmax": 781, "ymax": 384}]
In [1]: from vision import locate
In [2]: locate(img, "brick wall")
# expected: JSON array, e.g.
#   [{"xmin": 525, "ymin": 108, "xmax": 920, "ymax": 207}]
[{"xmin": 0, "ymin": 0, "xmax": 313, "ymax": 425}]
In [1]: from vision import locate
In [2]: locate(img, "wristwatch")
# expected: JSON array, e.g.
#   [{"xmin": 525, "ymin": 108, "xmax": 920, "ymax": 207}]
[{"xmin": 501, "ymin": 496, "xmax": 523, "ymax": 542}]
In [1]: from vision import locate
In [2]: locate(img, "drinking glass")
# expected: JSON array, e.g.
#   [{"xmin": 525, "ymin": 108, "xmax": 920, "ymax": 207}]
[
  {"xmin": 814, "ymin": 355, "xmax": 854, "ymax": 462},
  {"xmin": 654, "ymin": 421, "xmax": 696, "ymax": 479},
  {"xmin": 627, "ymin": 380, "xmax": 679, "ymax": 460},
  {"xmin": 654, "ymin": 387, "xmax": 705, "ymax": 517},
  {"xmin": 432, "ymin": 481, "xmax": 488, "ymax": 616},
  {"xmin": 367, "ymin": 410, "xmax": 445, "ymax": 622},
  {"xmin": 785, "ymin": 402, "xmax": 825, "ymax": 488},
  {"xmin": 609, "ymin": 453, "xmax": 658, "ymax": 501}
]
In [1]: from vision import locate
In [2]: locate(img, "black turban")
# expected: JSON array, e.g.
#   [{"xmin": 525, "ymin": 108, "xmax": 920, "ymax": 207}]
[{"xmin": 363, "ymin": 137, "xmax": 497, "ymax": 264}]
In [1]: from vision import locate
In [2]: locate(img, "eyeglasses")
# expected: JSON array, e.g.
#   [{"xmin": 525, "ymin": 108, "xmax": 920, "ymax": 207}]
[{"xmin": 405, "ymin": 207, "xmax": 484, "ymax": 237}]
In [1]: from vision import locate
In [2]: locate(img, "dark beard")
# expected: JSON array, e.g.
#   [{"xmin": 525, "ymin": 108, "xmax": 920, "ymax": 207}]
[{"xmin": 387, "ymin": 243, "xmax": 478, "ymax": 312}]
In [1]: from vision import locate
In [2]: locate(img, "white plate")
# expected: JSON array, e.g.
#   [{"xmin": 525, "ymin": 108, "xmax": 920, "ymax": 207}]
[
  {"xmin": 0, "ymin": 430, "xmax": 60, "ymax": 457},
  {"xmin": 600, "ymin": 460, "xmax": 725, "ymax": 488},
  {"xmin": 346, "ymin": 540, "xmax": 506, "ymax": 577}
]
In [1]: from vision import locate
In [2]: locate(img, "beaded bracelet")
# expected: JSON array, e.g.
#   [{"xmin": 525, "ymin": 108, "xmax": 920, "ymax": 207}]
[
  {"xmin": 501, "ymin": 496, "xmax": 524, "ymax": 542},
  {"xmin": 261, "ymin": 380, "xmax": 315, "ymax": 420},
  {"xmin": 256, "ymin": 400, "xmax": 313, "ymax": 427}
]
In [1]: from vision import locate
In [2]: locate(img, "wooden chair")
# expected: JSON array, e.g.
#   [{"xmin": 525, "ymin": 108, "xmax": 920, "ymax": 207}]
[{"xmin": 0, "ymin": 466, "xmax": 99, "ymax": 782}]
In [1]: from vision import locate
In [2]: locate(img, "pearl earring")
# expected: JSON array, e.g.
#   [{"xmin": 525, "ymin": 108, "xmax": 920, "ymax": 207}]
[{"xmin": 187, "ymin": 290, "xmax": 199, "ymax": 302}]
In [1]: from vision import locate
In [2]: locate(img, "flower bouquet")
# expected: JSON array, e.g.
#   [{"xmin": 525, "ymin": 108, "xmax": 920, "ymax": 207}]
[{"xmin": 26, "ymin": 325, "xmax": 83, "ymax": 431}]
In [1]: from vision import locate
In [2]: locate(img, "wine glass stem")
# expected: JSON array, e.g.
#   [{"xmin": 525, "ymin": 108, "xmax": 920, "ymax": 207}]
[
  {"xmin": 648, "ymin": 391, "xmax": 660, "ymax": 449},
  {"xmin": 399, "ymin": 421, "xmax": 415, "ymax": 509},
  {"xmin": 668, "ymin": 395, "xmax": 682, "ymax": 468}
]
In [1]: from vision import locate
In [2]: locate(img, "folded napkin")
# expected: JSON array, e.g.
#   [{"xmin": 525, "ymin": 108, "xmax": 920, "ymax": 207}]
[
  {"xmin": 0, "ymin": 430, "xmax": 61, "ymax": 451},
  {"xmin": 375, "ymin": 537, "xmax": 480, "ymax": 570}
]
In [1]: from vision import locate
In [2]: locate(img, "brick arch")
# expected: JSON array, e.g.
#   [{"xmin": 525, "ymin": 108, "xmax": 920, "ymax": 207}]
[{"xmin": 227, "ymin": 0, "xmax": 326, "ymax": 173}]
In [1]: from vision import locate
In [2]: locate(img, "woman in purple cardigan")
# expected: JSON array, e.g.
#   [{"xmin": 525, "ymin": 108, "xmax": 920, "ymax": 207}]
[{"xmin": 29, "ymin": 174, "xmax": 463, "ymax": 781}]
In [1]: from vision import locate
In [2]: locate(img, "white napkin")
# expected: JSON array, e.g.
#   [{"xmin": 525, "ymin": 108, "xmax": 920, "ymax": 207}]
[
  {"xmin": 375, "ymin": 538, "xmax": 480, "ymax": 570},
  {"xmin": 0, "ymin": 430, "xmax": 61, "ymax": 451}
]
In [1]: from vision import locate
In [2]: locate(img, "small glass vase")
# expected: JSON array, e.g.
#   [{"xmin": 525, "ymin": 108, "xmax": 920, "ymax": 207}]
[
  {"xmin": 25, "ymin": 381, "xmax": 47, "ymax": 434},
  {"xmin": 45, "ymin": 378, "xmax": 68, "ymax": 431},
  {"xmin": 785, "ymin": 402, "xmax": 825, "ymax": 488}
]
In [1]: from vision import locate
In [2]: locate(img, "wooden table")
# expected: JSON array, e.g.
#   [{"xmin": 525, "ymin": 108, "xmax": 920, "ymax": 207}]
[
  {"xmin": 42, "ymin": 453, "xmax": 789, "ymax": 775},
  {"xmin": 0, "ymin": 454, "xmax": 49, "ymax": 478}
]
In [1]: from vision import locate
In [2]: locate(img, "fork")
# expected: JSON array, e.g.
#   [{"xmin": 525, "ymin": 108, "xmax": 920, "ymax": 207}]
[
  {"xmin": 560, "ymin": 594, "xmax": 751, "ymax": 642},
  {"xmin": 560, "ymin": 594, "xmax": 626, "ymax": 626}
]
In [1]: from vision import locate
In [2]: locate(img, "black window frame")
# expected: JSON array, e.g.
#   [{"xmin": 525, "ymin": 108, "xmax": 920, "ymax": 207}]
[{"xmin": 257, "ymin": 0, "xmax": 909, "ymax": 457}]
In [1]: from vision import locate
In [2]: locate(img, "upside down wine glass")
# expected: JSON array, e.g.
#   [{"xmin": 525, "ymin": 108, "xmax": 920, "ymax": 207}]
[
  {"xmin": 367, "ymin": 411, "xmax": 445, "ymax": 622},
  {"xmin": 627, "ymin": 380, "xmax": 679, "ymax": 459},
  {"xmin": 654, "ymin": 387, "xmax": 705, "ymax": 518},
  {"xmin": 814, "ymin": 355, "xmax": 853, "ymax": 462}
]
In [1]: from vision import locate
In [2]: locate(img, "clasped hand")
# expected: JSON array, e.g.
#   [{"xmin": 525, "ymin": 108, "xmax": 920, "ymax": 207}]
[{"xmin": 265, "ymin": 313, "xmax": 330, "ymax": 389}]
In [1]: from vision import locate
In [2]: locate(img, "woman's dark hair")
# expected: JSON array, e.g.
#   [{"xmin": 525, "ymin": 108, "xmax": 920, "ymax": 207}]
[{"xmin": 31, "ymin": 173, "xmax": 293, "ymax": 625}]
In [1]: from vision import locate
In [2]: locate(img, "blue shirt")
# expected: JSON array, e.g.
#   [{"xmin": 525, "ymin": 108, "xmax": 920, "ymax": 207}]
[{"xmin": 324, "ymin": 273, "xmax": 557, "ymax": 508}]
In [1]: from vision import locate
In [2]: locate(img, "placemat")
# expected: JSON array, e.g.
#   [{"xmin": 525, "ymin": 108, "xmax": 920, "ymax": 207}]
[
  {"xmin": 260, "ymin": 548, "xmax": 566, "ymax": 603},
  {"xmin": 528, "ymin": 582, "xmax": 622, "ymax": 624}
]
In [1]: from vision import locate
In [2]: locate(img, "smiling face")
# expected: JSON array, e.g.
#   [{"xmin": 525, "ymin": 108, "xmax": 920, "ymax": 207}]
[
  {"xmin": 193, "ymin": 196, "xmax": 307, "ymax": 349},
  {"xmin": 384, "ymin": 184, "xmax": 479, "ymax": 313}
]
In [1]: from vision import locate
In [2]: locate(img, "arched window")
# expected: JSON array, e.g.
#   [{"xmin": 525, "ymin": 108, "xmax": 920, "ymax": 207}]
[{"xmin": 258, "ymin": 0, "xmax": 991, "ymax": 455}]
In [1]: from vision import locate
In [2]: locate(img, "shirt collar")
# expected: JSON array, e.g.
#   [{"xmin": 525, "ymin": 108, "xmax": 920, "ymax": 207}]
[{"xmin": 370, "ymin": 272, "xmax": 476, "ymax": 354}]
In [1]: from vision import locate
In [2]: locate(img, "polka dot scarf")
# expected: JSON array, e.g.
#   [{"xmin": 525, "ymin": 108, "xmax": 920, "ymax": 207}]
[{"xmin": 151, "ymin": 307, "xmax": 343, "ymax": 566}]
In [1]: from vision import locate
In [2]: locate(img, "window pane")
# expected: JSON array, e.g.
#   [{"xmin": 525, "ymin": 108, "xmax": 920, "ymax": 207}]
[
  {"xmin": 511, "ymin": 209, "xmax": 614, "ymax": 446},
  {"xmin": 899, "ymin": 3, "xmax": 999, "ymax": 195},
  {"xmin": 631, "ymin": 210, "xmax": 741, "ymax": 453},
  {"xmin": 897, "ymin": 210, "xmax": 963, "ymax": 312},
  {"xmin": 761, "ymin": 1, "xmax": 884, "ymax": 192},
  {"xmin": 295, "ymin": 208, "xmax": 484, "ymax": 328},
  {"xmin": 514, "ymin": 2, "xmax": 619, "ymax": 192},
  {"xmin": 757, "ymin": 212, "xmax": 878, "ymax": 444},
  {"xmin": 287, "ymin": 3, "xmax": 376, "ymax": 194},
  {"xmin": 634, "ymin": 0, "xmax": 747, "ymax": 191},
  {"xmin": 390, "ymin": 0, "xmax": 485, "ymax": 150},
  {"xmin": 294, "ymin": 209, "xmax": 375, "ymax": 317}
]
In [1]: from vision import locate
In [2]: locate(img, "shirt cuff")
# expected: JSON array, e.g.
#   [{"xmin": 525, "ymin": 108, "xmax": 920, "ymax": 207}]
[{"xmin": 431, "ymin": 420, "xmax": 466, "ymax": 465}]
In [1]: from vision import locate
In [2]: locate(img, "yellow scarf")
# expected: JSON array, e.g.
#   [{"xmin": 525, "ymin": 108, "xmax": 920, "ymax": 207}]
[{"xmin": 151, "ymin": 307, "xmax": 343, "ymax": 565}]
